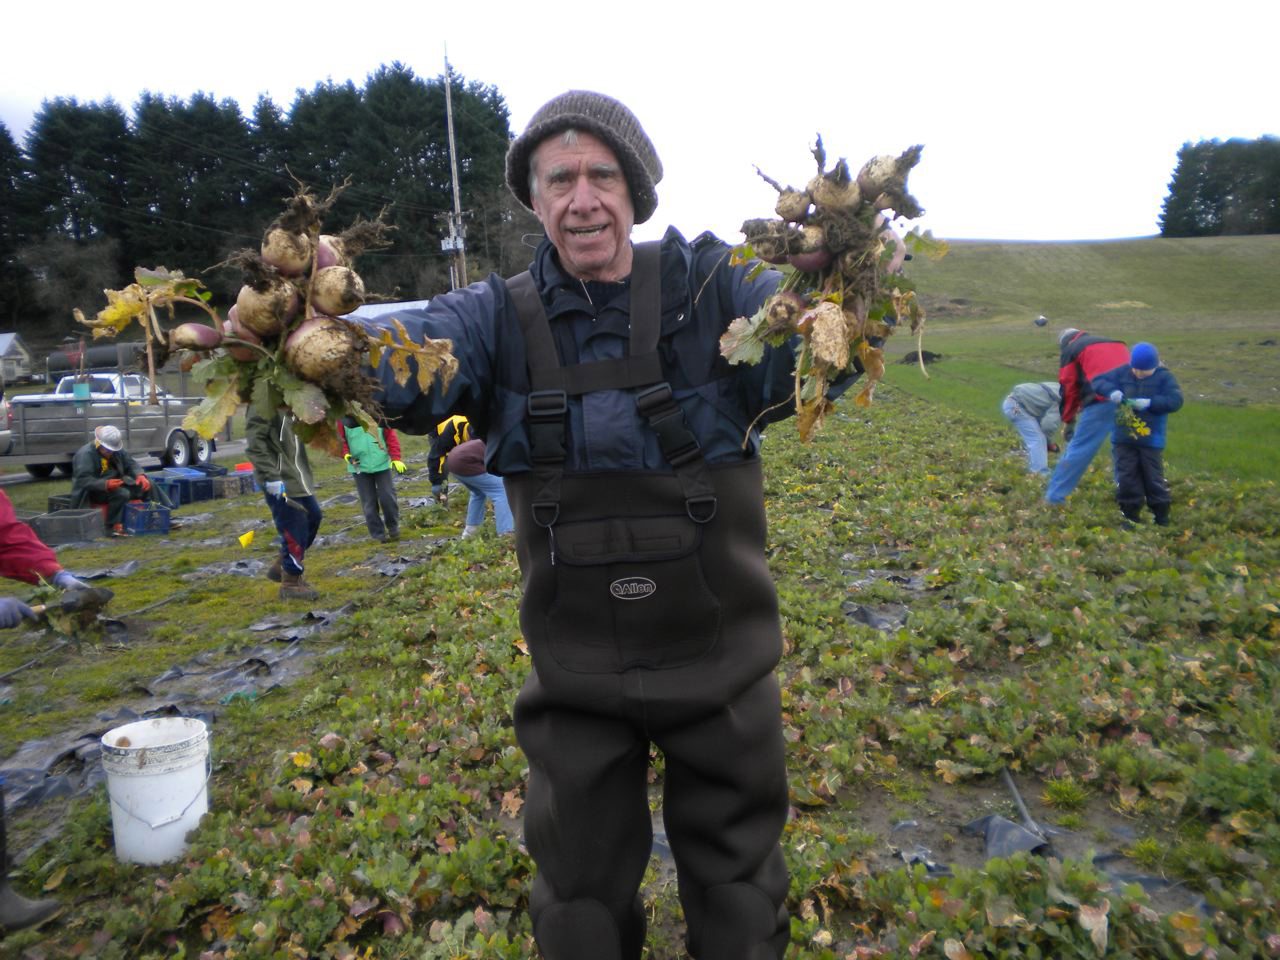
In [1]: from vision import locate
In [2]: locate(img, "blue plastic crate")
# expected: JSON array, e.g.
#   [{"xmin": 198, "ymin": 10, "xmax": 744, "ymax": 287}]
[
  {"xmin": 160, "ymin": 469, "xmax": 213, "ymax": 503},
  {"xmin": 124, "ymin": 501, "xmax": 171, "ymax": 535}
]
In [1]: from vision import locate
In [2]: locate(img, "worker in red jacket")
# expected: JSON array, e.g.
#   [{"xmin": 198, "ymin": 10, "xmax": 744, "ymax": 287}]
[
  {"xmin": 0, "ymin": 488, "xmax": 92, "ymax": 930},
  {"xmin": 1044, "ymin": 328, "xmax": 1130, "ymax": 504}
]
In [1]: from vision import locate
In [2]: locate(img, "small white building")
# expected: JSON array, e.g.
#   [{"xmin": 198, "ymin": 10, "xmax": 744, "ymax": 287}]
[{"xmin": 0, "ymin": 332, "xmax": 36, "ymax": 383}]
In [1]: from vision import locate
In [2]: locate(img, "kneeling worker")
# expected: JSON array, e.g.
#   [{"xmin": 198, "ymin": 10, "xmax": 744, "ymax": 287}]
[{"xmin": 69, "ymin": 425, "xmax": 171, "ymax": 537}]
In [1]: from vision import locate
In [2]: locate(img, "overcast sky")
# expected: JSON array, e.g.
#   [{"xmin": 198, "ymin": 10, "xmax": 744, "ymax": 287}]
[{"xmin": 3, "ymin": 0, "xmax": 1276, "ymax": 245}]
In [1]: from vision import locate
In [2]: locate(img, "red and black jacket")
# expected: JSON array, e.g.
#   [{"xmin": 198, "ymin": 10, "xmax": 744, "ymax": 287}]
[{"xmin": 1058, "ymin": 332, "xmax": 1129, "ymax": 423}]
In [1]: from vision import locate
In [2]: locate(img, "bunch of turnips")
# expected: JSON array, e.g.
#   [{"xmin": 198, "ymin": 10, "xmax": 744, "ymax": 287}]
[
  {"xmin": 720, "ymin": 137, "xmax": 946, "ymax": 440},
  {"xmin": 74, "ymin": 182, "xmax": 457, "ymax": 453}
]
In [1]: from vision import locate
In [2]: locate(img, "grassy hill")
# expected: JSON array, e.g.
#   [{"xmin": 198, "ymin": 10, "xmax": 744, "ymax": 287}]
[{"xmin": 887, "ymin": 234, "xmax": 1280, "ymax": 480}]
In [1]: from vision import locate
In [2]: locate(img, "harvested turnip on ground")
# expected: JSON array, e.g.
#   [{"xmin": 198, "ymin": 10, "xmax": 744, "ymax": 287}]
[{"xmin": 720, "ymin": 137, "xmax": 947, "ymax": 441}]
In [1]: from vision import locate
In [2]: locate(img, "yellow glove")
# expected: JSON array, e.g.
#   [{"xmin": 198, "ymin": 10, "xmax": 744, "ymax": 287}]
[
  {"xmin": 391, "ymin": 460, "xmax": 407, "ymax": 474},
  {"xmin": 343, "ymin": 453, "xmax": 355, "ymax": 466}
]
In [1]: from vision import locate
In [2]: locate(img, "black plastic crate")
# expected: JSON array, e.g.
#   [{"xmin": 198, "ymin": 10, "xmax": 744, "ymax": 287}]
[
  {"xmin": 47, "ymin": 493, "xmax": 74, "ymax": 512},
  {"xmin": 160, "ymin": 469, "xmax": 213, "ymax": 503},
  {"xmin": 30, "ymin": 509, "xmax": 105, "ymax": 545}
]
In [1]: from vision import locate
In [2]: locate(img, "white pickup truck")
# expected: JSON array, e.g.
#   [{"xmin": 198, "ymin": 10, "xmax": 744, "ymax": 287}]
[{"xmin": 1, "ymin": 373, "xmax": 212, "ymax": 477}]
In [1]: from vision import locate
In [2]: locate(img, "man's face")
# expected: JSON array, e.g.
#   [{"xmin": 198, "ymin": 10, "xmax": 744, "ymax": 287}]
[
  {"xmin": 530, "ymin": 131, "xmax": 635, "ymax": 282},
  {"xmin": 1133, "ymin": 367, "xmax": 1154, "ymax": 379}
]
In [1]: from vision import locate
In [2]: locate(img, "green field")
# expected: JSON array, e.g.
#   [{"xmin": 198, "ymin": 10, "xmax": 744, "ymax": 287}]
[{"xmin": 892, "ymin": 234, "xmax": 1280, "ymax": 480}]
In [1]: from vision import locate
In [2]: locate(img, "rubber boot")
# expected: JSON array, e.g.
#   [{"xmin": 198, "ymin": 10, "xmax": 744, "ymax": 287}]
[
  {"xmin": 0, "ymin": 785, "xmax": 60, "ymax": 932},
  {"xmin": 1152, "ymin": 505, "xmax": 1171, "ymax": 526},
  {"xmin": 461, "ymin": 525, "xmax": 481, "ymax": 539},
  {"xmin": 279, "ymin": 571, "xmax": 318, "ymax": 601},
  {"xmin": 533, "ymin": 898, "xmax": 627, "ymax": 960},
  {"xmin": 266, "ymin": 557, "xmax": 283, "ymax": 582}
]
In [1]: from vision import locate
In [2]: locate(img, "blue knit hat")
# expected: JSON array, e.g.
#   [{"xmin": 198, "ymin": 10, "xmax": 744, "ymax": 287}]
[{"xmin": 1130, "ymin": 342, "xmax": 1159, "ymax": 370}]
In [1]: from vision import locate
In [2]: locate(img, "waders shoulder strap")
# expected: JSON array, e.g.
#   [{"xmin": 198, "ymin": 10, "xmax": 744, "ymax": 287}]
[{"xmin": 506, "ymin": 242, "xmax": 717, "ymax": 531}]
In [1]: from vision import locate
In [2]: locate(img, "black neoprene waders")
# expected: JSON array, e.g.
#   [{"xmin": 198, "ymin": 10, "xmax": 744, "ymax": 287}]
[{"xmin": 503, "ymin": 245, "xmax": 791, "ymax": 959}]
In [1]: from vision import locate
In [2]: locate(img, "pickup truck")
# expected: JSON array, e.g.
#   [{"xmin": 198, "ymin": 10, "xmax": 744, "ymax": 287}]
[{"xmin": 1, "ymin": 374, "xmax": 213, "ymax": 478}]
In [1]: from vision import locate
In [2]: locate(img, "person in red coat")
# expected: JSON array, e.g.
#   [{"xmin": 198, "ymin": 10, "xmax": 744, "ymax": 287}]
[
  {"xmin": 1044, "ymin": 328, "xmax": 1130, "ymax": 504},
  {"xmin": 0, "ymin": 488, "xmax": 91, "ymax": 930},
  {"xmin": 0, "ymin": 490, "xmax": 90, "ymax": 623}
]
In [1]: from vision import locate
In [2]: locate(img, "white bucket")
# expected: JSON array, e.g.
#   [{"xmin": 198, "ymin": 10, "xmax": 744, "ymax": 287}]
[{"xmin": 99, "ymin": 717, "xmax": 210, "ymax": 864}]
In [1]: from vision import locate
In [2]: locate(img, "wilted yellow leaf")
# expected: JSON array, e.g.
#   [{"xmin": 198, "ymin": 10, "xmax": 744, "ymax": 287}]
[
  {"xmin": 943, "ymin": 939, "xmax": 973, "ymax": 960},
  {"xmin": 42, "ymin": 865, "xmax": 68, "ymax": 891},
  {"xmin": 1078, "ymin": 899, "xmax": 1109, "ymax": 955},
  {"xmin": 985, "ymin": 896, "xmax": 1027, "ymax": 928},
  {"xmin": 500, "ymin": 789, "xmax": 524, "ymax": 818},
  {"xmin": 935, "ymin": 759, "xmax": 983, "ymax": 784}
]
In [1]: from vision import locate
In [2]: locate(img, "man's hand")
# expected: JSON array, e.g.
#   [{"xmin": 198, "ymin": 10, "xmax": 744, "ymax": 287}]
[
  {"xmin": 136, "ymin": 474, "xmax": 151, "ymax": 492},
  {"xmin": 53, "ymin": 570, "xmax": 92, "ymax": 592},
  {"xmin": 344, "ymin": 453, "xmax": 356, "ymax": 467},
  {"xmin": 265, "ymin": 480, "xmax": 286, "ymax": 498},
  {"xmin": 106, "ymin": 478, "xmax": 125, "ymax": 491},
  {"xmin": 1132, "ymin": 398, "xmax": 1151, "ymax": 411},
  {"xmin": 1109, "ymin": 390, "xmax": 1124, "ymax": 403},
  {"xmin": 391, "ymin": 460, "xmax": 407, "ymax": 474},
  {"xmin": 0, "ymin": 596, "xmax": 35, "ymax": 630}
]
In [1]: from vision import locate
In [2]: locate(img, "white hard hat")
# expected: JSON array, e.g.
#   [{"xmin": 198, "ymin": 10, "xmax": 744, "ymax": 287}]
[{"xmin": 95, "ymin": 425, "xmax": 123, "ymax": 451}]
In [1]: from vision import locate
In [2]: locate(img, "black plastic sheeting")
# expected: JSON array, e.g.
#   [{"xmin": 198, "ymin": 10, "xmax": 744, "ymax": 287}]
[{"xmin": 0, "ymin": 605, "xmax": 351, "ymax": 813}]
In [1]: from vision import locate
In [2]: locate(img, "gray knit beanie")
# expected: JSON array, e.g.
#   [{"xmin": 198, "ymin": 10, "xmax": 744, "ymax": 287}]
[
  {"xmin": 1058, "ymin": 327, "xmax": 1081, "ymax": 347},
  {"xmin": 506, "ymin": 90, "xmax": 663, "ymax": 224}
]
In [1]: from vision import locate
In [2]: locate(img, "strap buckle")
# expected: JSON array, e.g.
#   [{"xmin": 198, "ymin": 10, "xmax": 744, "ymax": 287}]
[
  {"xmin": 634, "ymin": 383, "xmax": 673, "ymax": 416},
  {"xmin": 527, "ymin": 390, "xmax": 567, "ymax": 419}
]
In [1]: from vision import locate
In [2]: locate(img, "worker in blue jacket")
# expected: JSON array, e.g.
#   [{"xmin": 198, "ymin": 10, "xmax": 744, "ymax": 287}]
[
  {"xmin": 357, "ymin": 91, "xmax": 861, "ymax": 960},
  {"xmin": 1093, "ymin": 341, "xmax": 1184, "ymax": 525}
]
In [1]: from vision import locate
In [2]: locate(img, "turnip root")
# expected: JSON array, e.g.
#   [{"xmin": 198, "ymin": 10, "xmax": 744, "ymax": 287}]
[
  {"xmin": 754, "ymin": 166, "xmax": 811, "ymax": 223},
  {"xmin": 283, "ymin": 315, "xmax": 372, "ymax": 398},
  {"xmin": 856, "ymin": 146, "xmax": 924, "ymax": 218},
  {"xmin": 222, "ymin": 306, "xmax": 263, "ymax": 362},
  {"xmin": 311, "ymin": 266, "xmax": 365, "ymax": 316},
  {"xmin": 169, "ymin": 322, "xmax": 223, "ymax": 352},
  {"xmin": 260, "ymin": 227, "xmax": 313, "ymax": 276},
  {"xmin": 763, "ymin": 291, "xmax": 808, "ymax": 337},
  {"xmin": 807, "ymin": 144, "xmax": 861, "ymax": 214},
  {"xmin": 315, "ymin": 234, "xmax": 349, "ymax": 270},
  {"xmin": 722, "ymin": 135, "xmax": 945, "ymax": 441},
  {"xmin": 236, "ymin": 279, "xmax": 298, "ymax": 338}
]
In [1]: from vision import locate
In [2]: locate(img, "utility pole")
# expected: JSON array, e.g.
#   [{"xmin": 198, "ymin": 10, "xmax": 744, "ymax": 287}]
[{"xmin": 441, "ymin": 52, "xmax": 468, "ymax": 290}]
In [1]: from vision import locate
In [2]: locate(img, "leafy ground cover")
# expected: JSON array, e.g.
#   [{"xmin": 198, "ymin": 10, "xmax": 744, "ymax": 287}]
[{"xmin": 2, "ymin": 379, "xmax": 1277, "ymax": 958}]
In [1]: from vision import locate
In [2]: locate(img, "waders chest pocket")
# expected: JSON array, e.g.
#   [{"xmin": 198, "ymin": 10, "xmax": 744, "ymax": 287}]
[{"xmin": 545, "ymin": 514, "xmax": 721, "ymax": 673}]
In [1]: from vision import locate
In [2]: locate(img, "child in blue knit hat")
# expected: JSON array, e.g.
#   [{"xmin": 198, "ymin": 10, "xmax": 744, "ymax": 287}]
[{"xmin": 1092, "ymin": 342, "xmax": 1184, "ymax": 525}]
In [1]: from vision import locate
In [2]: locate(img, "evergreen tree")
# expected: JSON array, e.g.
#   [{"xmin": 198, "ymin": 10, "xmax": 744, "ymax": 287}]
[
  {"xmin": 1160, "ymin": 136, "xmax": 1280, "ymax": 237},
  {"xmin": 0, "ymin": 122, "xmax": 36, "ymax": 328},
  {"xmin": 128, "ymin": 92, "xmax": 257, "ymax": 301}
]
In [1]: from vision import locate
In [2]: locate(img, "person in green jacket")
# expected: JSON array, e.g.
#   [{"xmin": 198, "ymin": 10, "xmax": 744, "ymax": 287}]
[
  {"xmin": 69, "ymin": 424, "xmax": 171, "ymax": 536},
  {"xmin": 245, "ymin": 409, "xmax": 323, "ymax": 601},
  {"xmin": 336, "ymin": 416, "xmax": 406, "ymax": 542}
]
